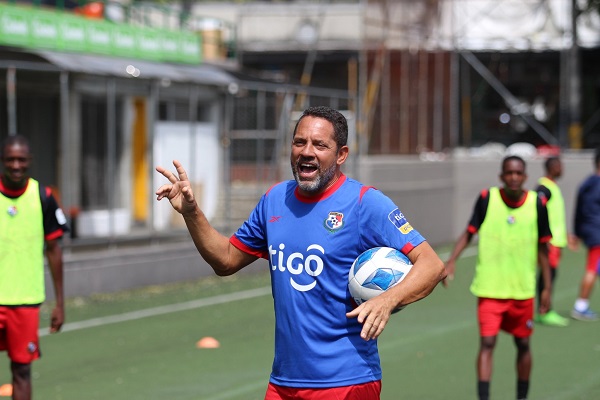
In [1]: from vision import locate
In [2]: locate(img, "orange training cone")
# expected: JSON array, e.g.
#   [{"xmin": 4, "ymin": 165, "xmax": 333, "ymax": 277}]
[
  {"xmin": 196, "ymin": 336, "xmax": 220, "ymax": 349},
  {"xmin": 0, "ymin": 384, "xmax": 12, "ymax": 397}
]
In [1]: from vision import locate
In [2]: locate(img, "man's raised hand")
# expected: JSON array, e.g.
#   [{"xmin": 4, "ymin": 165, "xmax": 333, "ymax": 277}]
[{"xmin": 155, "ymin": 160, "xmax": 197, "ymax": 215}]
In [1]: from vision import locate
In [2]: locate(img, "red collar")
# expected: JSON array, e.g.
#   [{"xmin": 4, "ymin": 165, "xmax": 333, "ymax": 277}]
[
  {"xmin": 295, "ymin": 174, "xmax": 346, "ymax": 203},
  {"xmin": 0, "ymin": 178, "xmax": 29, "ymax": 198},
  {"xmin": 499, "ymin": 188, "xmax": 527, "ymax": 208}
]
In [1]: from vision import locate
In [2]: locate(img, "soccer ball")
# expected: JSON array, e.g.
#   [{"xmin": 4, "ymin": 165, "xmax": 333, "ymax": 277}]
[{"xmin": 348, "ymin": 247, "xmax": 413, "ymax": 310}]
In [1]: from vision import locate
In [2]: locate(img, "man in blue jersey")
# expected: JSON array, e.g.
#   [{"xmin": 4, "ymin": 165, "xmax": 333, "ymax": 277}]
[
  {"xmin": 0, "ymin": 135, "xmax": 68, "ymax": 400},
  {"xmin": 156, "ymin": 106, "xmax": 446, "ymax": 400},
  {"xmin": 570, "ymin": 147, "xmax": 600, "ymax": 321}
]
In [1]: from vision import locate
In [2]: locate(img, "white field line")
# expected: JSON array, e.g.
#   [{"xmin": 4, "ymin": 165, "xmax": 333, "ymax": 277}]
[
  {"xmin": 40, "ymin": 247, "xmax": 478, "ymax": 338},
  {"xmin": 39, "ymin": 286, "xmax": 272, "ymax": 337}
]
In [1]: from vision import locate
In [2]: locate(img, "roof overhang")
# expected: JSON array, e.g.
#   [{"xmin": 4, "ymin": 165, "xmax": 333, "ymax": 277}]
[{"xmin": 7, "ymin": 49, "xmax": 238, "ymax": 87}]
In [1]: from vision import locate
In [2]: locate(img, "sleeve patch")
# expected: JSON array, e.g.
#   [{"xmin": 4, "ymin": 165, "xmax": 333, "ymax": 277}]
[
  {"xmin": 399, "ymin": 222, "xmax": 414, "ymax": 234},
  {"xmin": 55, "ymin": 208, "xmax": 67, "ymax": 225},
  {"xmin": 388, "ymin": 208, "xmax": 413, "ymax": 234}
]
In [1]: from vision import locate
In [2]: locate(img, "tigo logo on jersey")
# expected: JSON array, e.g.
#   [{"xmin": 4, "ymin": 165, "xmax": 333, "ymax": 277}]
[
  {"xmin": 324, "ymin": 211, "xmax": 344, "ymax": 232},
  {"xmin": 388, "ymin": 208, "xmax": 413, "ymax": 234},
  {"xmin": 269, "ymin": 243, "xmax": 325, "ymax": 292}
]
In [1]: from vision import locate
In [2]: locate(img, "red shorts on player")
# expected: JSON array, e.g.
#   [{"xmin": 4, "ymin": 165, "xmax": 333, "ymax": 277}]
[
  {"xmin": 585, "ymin": 245, "xmax": 600, "ymax": 274},
  {"xmin": 548, "ymin": 244, "xmax": 562, "ymax": 269},
  {"xmin": 265, "ymin": 380, "xmax": 382, "ymax": 400},
  {"xmin": 478, "ymin": 298, "xmax": 534, "ymax": 338},
  {"xmin": 0, "ymin": 306, "xmax": 41, "ymax": 364}
]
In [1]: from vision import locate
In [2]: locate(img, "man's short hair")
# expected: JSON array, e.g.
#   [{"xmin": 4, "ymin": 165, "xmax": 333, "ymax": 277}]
[
  {"xmin": 501, "ymin": 155, "xmax": 526, "ymax": 172},
  {"xmin": 1, "ymin": 134, "xmax": 30, "ymax": 158},
  {"xmin": 544, "ymin": 156, "xmax": 560, "ymax": 172},
  {"xmin": 293, "ymin": 106, "xmax": 348, "ymax": 150}
]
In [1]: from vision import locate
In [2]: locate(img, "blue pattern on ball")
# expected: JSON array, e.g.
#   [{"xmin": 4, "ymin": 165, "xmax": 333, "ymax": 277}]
[
  {"xmin": 353, "ymin": 247, "xmax": 379, "ymax": 274},
  {"xmin": 385, "ymin": 249, "xmax": 411, "ymax": 264},
  {"xmin": 363, "ymin": 268, "xmax": 406, "ymax": 290}
]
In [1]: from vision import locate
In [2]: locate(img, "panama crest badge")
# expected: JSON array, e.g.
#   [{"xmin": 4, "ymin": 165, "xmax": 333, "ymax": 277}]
[{"xmin": 324, "ymin": 211, "xmax": 344, "ymax": 232}]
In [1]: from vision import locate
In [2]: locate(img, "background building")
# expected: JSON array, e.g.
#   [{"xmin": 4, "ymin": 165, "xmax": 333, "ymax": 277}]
[{"xmin": 0, "ymin": 0, "xmax": 598, "ymax": 296}]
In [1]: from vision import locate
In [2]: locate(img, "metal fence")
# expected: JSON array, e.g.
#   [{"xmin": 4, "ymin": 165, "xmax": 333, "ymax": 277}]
[{"xmin": 216, "ymin": 81, "xmax": 357, "ymax": 233}]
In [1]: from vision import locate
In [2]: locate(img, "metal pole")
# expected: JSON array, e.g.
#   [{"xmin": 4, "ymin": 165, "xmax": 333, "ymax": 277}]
[
  {"xmin": 148, "ymin": 81, "xmax": 159, "ymax": 237},
  {"xmin": 188, "ymin": 85, "xmax": 199, "ymax": 189},
  {"xmin": 567, "ymin": 0, "xmax": 582, "ymax": 149},
  {"xmin": 106, "ymin": 78, "xmax": 116, "ymax": 242},
  {"xmin": 433, "ymin": 51, "xmax": 444, "ymax": 152},
  {"xmin": 7, "ymin": 67, "xmax": 17, "ymax": 136},
  {"xmin": 449, "ymin": 51, "xmax": 460, "ymax": 149},
  {"xmin": 256, "ymin": 89, "xmax": 266, "ymax": 193},
  {"xmin": 59, "ymin": 71, "xmax": 71, "ymax": 245},
  {"xmin": 223, "ymin": 92, "xmax": 233, "ymax": 233}
]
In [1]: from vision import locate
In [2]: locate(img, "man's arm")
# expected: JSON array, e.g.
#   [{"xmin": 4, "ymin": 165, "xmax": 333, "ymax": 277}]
[
  {"xmin": 443, "ymin": 230, "xmax": 474, "ymax": 286},
  {"xmin": 538, "ymin": 242, "xmax": 552, "ymax": 313},
  {"xmin": 156, "ymin": 160, "xmax": 257, "ymax": 275},
  {"xmin": 181, "ymin": 203, "xmax": 258, "ymax": 276},
  {"xmin": 45, "ymin": 238, "xmax": 64, "ymax": 333},
  {"xmin": 444, "ymin": 191, "xmax": 486, "ymax": 285}
]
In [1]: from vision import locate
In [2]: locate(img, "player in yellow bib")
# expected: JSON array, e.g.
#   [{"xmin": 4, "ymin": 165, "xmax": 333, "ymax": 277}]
[
  {"xmin": 535, "ymin": 157, "xmax": 573, "ymax": 326},
  {"xmin": 0, "ymin": 135, "xmax": 69, "ymax": 400},
  {"xmin": 444, "ymin": 156, "xmax": 552, "ymax": 400}
]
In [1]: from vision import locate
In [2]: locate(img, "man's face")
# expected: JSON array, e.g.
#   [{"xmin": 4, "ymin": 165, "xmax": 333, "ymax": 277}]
[
  {"xmin": 2, "ymin": 142, "xmax": 31, "ymax": 187},
  {"xmin": 551, "ymin": 160, "xmax": 563, "ymax": 179},
  {"xmin": 290, "ymin": 116, "xmax": 348, "ymax": 196},
  {"xmin": 500, "ymin": 159, "xmax": 526, "ymax": 194}
]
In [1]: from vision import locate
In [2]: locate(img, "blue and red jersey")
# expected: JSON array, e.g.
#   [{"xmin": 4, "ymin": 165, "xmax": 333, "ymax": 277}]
[{"xmin": 231, "ymin": 174, "xmax": 425, "ymax": 388}]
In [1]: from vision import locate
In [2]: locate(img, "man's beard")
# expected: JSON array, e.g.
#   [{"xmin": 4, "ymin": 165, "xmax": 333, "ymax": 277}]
[{"xmin": 292, "ymin": 160, "xmax": 337, "ymax": 194}]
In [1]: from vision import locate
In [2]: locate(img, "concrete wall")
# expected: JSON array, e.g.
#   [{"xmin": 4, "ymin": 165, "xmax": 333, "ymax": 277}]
[{"xmin": 46, "ymin": 152, "xmax": 596, "ymax": 300}]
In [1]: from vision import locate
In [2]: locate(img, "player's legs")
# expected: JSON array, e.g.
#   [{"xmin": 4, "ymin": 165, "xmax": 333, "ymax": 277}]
[
  {"xmin": 1, "ymin": 307, "xmax": 40, "ymax": 400},
  {"xmin": 477, "ymin": 335, "xmax": 497, "ymax": 381},
  {"xmin": 513, "ymin": 336, "xmax": 531, "ymax": 400},
  {"xmin": 265, "ymin": 381, "xmax": 382, "ymax": 400},
  {"xmin": 11, "ymin": 361, "xmax": 32, "ymax": 400},
  {"xmin": 536, "ymin": 249, "xmax": 568, "ymax": 326},
  {"xmin": 477, "ymin": 298, "xmax": 506, "ymax": 400},
  {"xmin": 501, "ymin": 299, "xmax": 533, "ymax": 400},
  {"xmin": 572, "ymin": 246, "xmax": 600, "ymax": 321}
]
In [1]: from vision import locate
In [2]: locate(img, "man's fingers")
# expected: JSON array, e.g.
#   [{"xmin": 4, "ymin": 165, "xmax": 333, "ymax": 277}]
[
  {"xmin": 181, "ymin": 185, "xmax": 195, "ymax": 203},
  {"xmin": 156, "ymin": 165, "xmax": 180, "ymax": 185},
  {"xmin": 173, "ymin": 160, "xmax": 190, "ymax": 182},
  {"xmin": 155, "ymin": 184, "xmax": 173, "ymax": 199}
]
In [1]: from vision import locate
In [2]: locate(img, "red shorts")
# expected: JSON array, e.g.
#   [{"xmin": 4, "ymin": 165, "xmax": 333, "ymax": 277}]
[
  {"xmin": 548, "ymin": 244, "xmax": 562, "ymax": 269},
  {"xmin": 478, "ymin": 298, "xmax": 534, "ymax": 338},
  {"xmin": 0, "ymin": 306, "xmax": 41, "ymax": 364},
  {"xmin": 586, "ymin": 246, "xmax": 600, "ymax": 274},
  {"xmin": 265, "ymin": 381, "xmax": 382, "ymax": 400}
]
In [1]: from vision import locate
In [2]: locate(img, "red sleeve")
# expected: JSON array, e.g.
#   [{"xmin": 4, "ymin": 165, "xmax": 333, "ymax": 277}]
[{"xmin": 230, "ymin": 235, "xmax": 269, "ymax": 260}]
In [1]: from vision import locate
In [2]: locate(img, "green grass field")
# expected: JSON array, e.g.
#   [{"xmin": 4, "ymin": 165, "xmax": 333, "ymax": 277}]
[{"xmin": 1, "ymin": 246, "xmax": 599, "ymax": 400}]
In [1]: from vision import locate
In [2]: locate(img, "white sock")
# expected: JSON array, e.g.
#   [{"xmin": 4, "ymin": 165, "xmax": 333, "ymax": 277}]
[{"xmin": 574, "ymin": 299, "xmax": 589, "ymax": 312}]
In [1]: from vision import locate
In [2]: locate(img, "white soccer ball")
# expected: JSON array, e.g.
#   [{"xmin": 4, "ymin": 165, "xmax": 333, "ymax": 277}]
[{"xmin": 348, "ymin": 247, "xmax": 413, "ymax": 311}]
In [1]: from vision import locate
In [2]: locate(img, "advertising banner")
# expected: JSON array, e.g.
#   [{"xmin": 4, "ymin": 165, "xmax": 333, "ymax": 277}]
[{"xmin": 0, "ymin": 4, "xmax": 201, "ymax": 64}]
